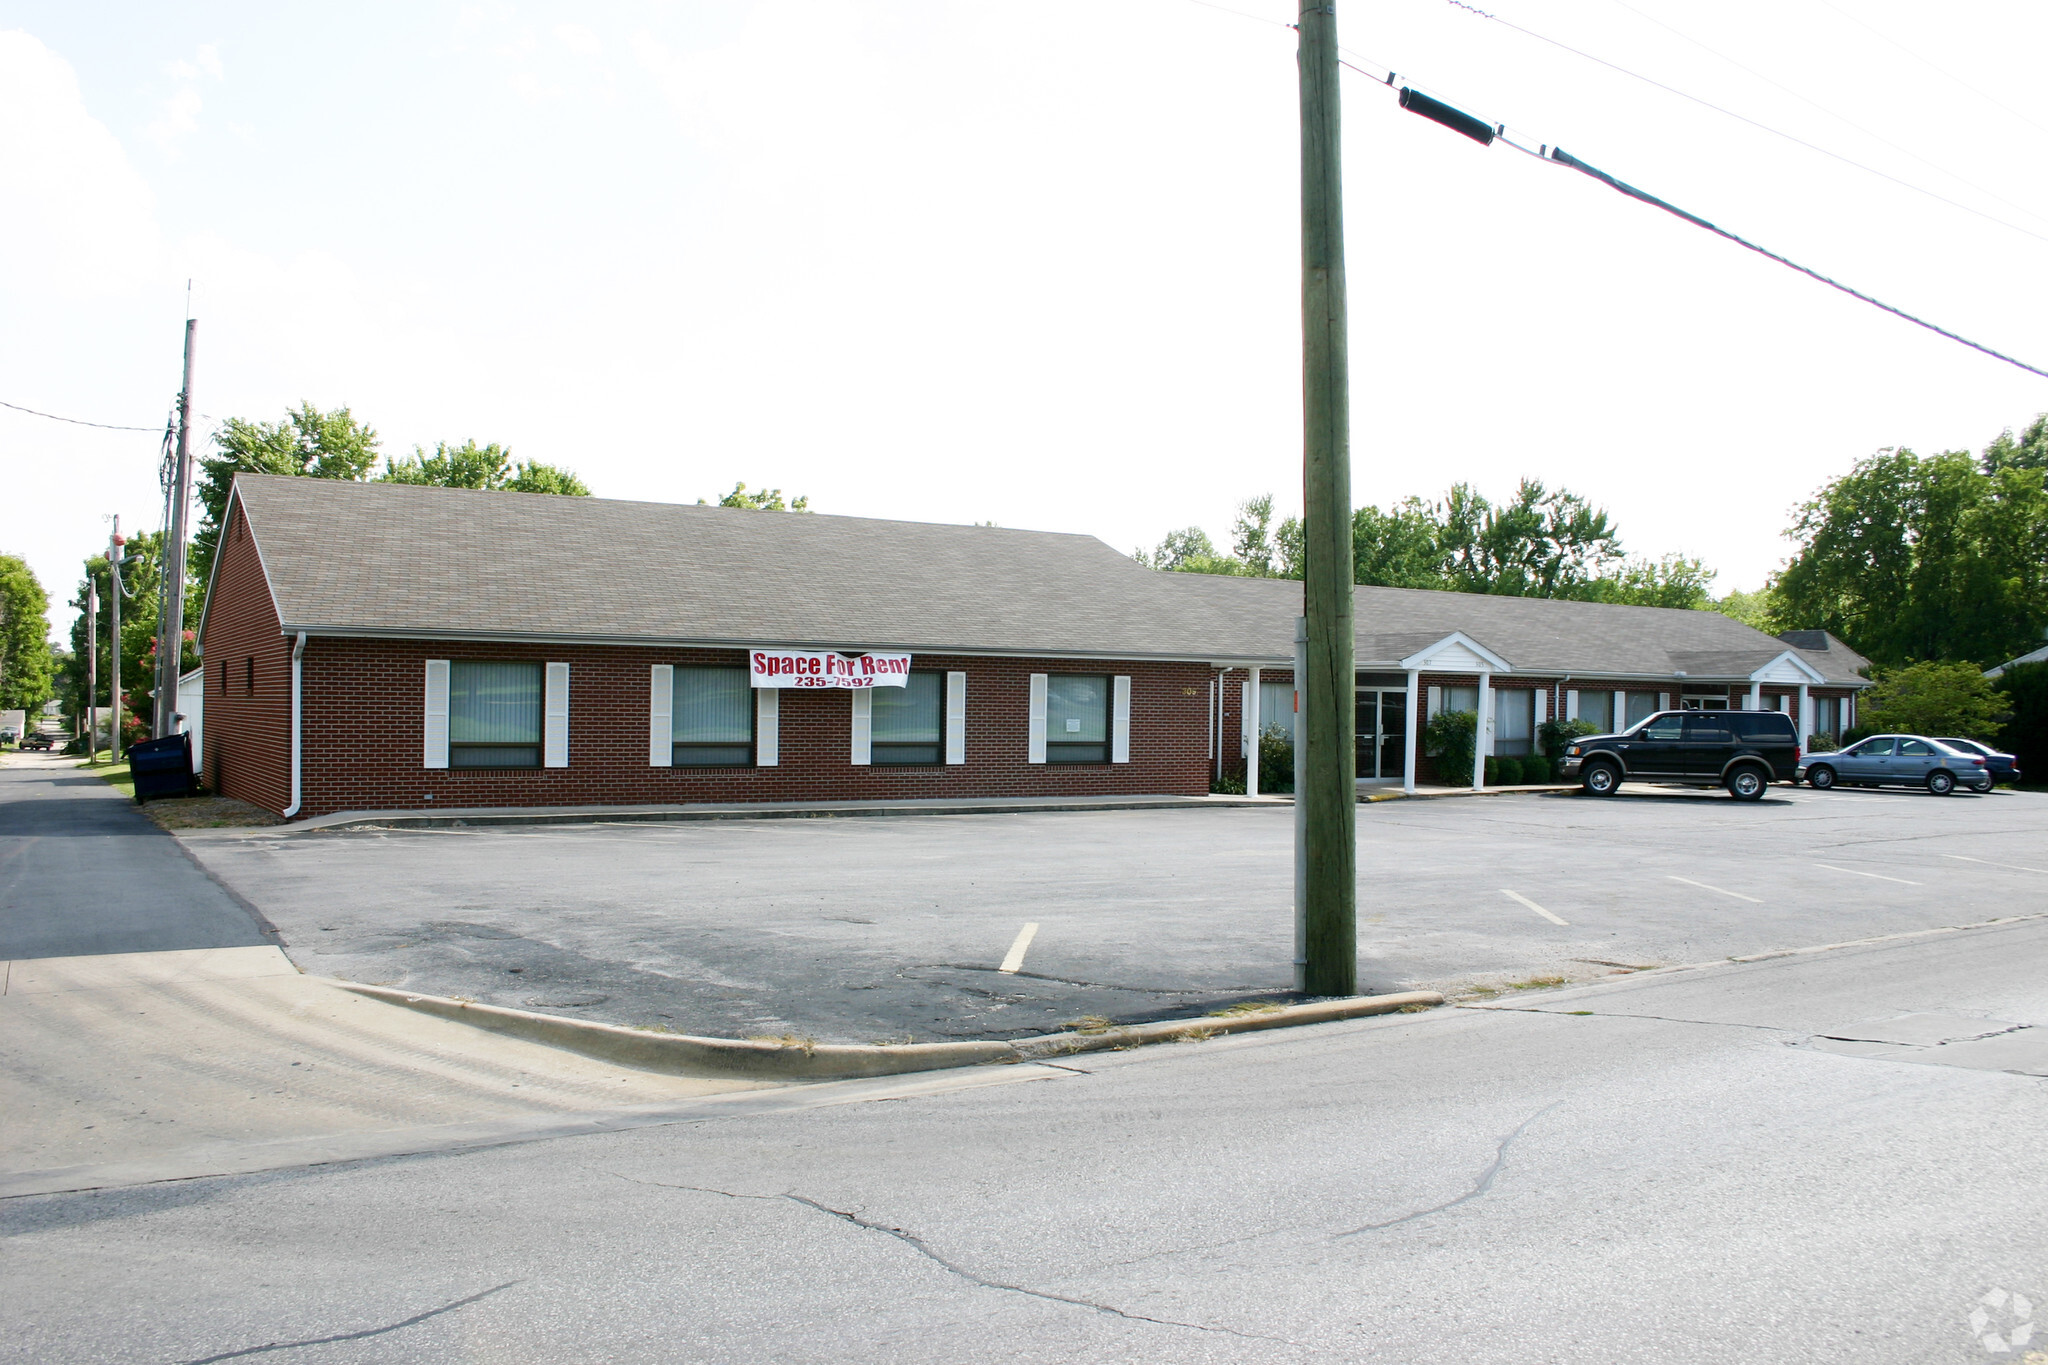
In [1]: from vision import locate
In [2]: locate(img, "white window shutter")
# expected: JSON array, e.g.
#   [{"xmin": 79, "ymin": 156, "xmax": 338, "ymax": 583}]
[
  {"xmin": 1111, "ymin": 676, "xmax": 1131, "ymax": 763},
  {"xmin": 1427, "ymin": 685, "xmax": 1442, "ymax": 716},
  {"xmin": 1565, "ymin": 689, "xmax": 1579, "ymax": 721},
  {"xmin": 944, "ymin": 671, "xmax": 967, "ymax": 765},
  {"xmin": 1027, "ymin": 674, "xmax": 1048, "ymax": 764},
  {"xmin": 1658, "ymin": 691, "xmax": 1671, "ymax": 712},
  {"xmin": 1612, "ymin": 691, "xmax": 1625, "ymax": 724},
  {"xmin": 756, "ymin": 687, "xmax": 779, "ymax": 766},
  {"xmin": 424, "ymin": 660, "xmax": 450, "ymax": 769},
  {"xmin": 649, "ymin": 664, "xmax": 673, "ymax": 767},
  {"xmin": 544, "ymin": 662, "xmax": 570, "ymax": 767},
  {"xmin": 850, "ymin": 689, "xmax": 872, "ymax": 765},
  {"xmin": 1533, "ymin": 688, "xmax": 1548, "ymax": 730}
]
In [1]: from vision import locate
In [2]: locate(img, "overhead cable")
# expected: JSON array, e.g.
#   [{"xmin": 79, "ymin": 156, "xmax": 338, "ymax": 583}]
[
  {"xmin": 0, "ymin": 398, "xmax": 162, "ymax": 433},
  {"xmin": 1370, "ymin": 70, "xmax": 2048, "ymax": 381},
  {"xmin": 1441, "ymin": 0, "xmax": 2048, "ymax": 246}
]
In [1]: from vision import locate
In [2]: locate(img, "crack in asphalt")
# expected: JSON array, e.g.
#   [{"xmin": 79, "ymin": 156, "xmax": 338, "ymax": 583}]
[
  {"xmin": 177, "ymin": 1282, "xmax": 517, "ymax": 1363},
  {"xmin": 1334, "ymin": 1103, "xmax": 1558, "ymax": 1238},
  {"xmin": 1461, "ymin": 1004, "xmax": 1799, "ymax": 1033},
  {"xmin": 599, "ymin": 1173, "xmax": 1309, "ymax": 1347}
]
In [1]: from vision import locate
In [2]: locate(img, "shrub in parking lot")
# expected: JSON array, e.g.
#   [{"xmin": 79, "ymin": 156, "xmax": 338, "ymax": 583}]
[
  {"xmin": 1521, "ymin": 754, "xmax": 1552, "ymax": 782},
  {"xmin": 1539, "ymin": 717, "xmax": 1599, "ymax": 760},
  {"xmin": 1428, "ymin": 709, "xmax": 1478, "ymax": 786},
  {"xmin": 1495, "ymin": 757, "xmax": 1525, "ymax": 785},
  {"xmin": 1256, "ymin": 723, "xmax": 1295, "ymax": 794},
  {"xmin": 1807, "ymin": 732, "xmax": 1839, "ymax": 752},
  {"xmin": 1860, "ymin": 660, "xmax": 2004, "ymax": 739}
]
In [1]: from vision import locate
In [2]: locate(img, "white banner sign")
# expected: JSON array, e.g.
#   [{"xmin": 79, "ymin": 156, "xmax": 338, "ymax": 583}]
[{"xmin": 750, "ymin": 649, "xmax": 911, "ymax": 688}]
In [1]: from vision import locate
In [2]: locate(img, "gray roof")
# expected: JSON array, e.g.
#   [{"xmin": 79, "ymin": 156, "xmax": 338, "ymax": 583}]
[
  {"xmin": 1987, "ymin": 643, "xmax": 2048, "ymax": 677},
  {"xmin": 221, "ymin": 474, "xmax": 1867, "ymax": 684}
]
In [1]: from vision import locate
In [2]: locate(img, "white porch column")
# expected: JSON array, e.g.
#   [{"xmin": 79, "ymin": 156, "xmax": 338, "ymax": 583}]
[
  {"xmin": 1747, "ymin": 682, "xmax": 1761, "ymax": 710},
  {"xmin": 1798, "ymin": 683, "xmax": 1812, "ymax": 744},
  {"xmin": 1403, "ymin": 669, "xmax": 1419, "ymax": 794},
  {"xmin": 1472, "ymin": 671, "xmax": 1492, "ymax": 788},
  {"xmin": 1244, "ymin": 667, "xmax": 1262, "ymax": 795}
]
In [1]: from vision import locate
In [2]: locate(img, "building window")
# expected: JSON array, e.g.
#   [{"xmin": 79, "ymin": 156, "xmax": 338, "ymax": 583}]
[
  {"xmin": 1046, "ymin": 674, "xmax": 1111, "ymax": 763},
  {"xmin": 1259, "ymin": 679, "xmax": 1296, "ymax": 746},
  {"xmin": 1626, "ymin": 691, "xmax": 1660, "ymax": 726},
  {"xmin": 1442, "ymin": 685, "xmax": 1479, "ymax": 715},
  {"xmin": 244, "ymin": 657, "xmax": 255, "ymax": 695},
  {"xmin": 673, "ymin": 666, "xmax": 754, "ymax": 767},
  {"xmin": 1577, "ymin": 689, "xmax": 1613, "ymax": 731},
  {"xmin": 449, "ymin": 661, "xmax": 543, "ymax": 768},
  {"xmin": 1495, "ymin": 690, "xmax": 1534, "ymax": 756},
  {"xmin": 872, "ymin": 672, "xmax": 943, "ymax": 765},
  {"xmin": 1814, "ymin": 695, "xmax": 1842, "ymax": 738}
]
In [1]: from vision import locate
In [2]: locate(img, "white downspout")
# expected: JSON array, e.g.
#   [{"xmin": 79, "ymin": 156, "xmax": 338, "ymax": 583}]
[{"xmin": 281, "ymin": 631, "xmax": 306, "ymax": 818}]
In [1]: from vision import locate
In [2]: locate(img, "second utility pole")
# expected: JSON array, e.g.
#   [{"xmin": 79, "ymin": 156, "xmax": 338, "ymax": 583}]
[
  {"xmin": 155, "ymin": 317, "xmax": 197, "ymax": 737},
  {"xmin": 1297, "ymin": 1, "xmax": 1357, "ymax": 996}
]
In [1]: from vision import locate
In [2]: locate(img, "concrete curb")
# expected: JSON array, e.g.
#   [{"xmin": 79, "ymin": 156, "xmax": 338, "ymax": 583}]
[
  {"xmin": 335, "ymin": 983, "xmax": 1017, "ymax": 1079},
  {"xmin": 1360, "ymin": 785, "xmax": 1574, "ymax": 804},
  {"xmin": 338, "ymin": 982, "xmax": 1446, "ymax": 1078},
  {"xmin": 1015, "ymin": 990, "xmax": 1445, "ymax": 1058},
  {"xmin": 283, "ymin": 793, "xmax": 1288, "ymax": 834}
]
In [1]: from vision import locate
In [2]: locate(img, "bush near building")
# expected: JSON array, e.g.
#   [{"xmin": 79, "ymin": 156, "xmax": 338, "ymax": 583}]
[{"xmin": 1995, "ymin": 662, "xmax": 2048, "ymax": 786}]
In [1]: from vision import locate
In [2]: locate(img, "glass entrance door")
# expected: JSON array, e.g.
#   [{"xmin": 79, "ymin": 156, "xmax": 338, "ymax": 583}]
[{"xmin": 1355, "ymin": 689, "xmax": 1406, "ymax": 779}]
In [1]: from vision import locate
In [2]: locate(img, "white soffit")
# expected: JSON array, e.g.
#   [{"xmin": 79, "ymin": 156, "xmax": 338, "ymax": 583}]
[{"xmin": 1399, "ymin": 632, "xmax": 1513, "ymax": 674}]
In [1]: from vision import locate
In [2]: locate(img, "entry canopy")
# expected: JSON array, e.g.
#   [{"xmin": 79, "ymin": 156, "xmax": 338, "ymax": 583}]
[{"xmin": 750, "ymin": 649, "xmax": 910, "ymax": 688}]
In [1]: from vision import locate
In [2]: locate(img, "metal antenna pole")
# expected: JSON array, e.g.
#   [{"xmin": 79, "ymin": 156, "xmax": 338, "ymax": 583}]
[
  {"xmin": 155, "ymin": 319, "xmax": 197, "ymax": 736},
  {"xmin": 1298, "ymin": 0, "xmax": 1358, "ymax": 996}
]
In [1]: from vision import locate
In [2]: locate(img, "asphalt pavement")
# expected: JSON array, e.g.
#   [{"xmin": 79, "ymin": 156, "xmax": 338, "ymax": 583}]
[
  {"xmin": 0, "ymin": 755, "xmax": 272, "ymax": 958},
  {"xmin": 174, "ymin": 782, "xmax": 2048, "ymax": 1043},
  {"xmin": 7, "ymin": 906, "xmax": 2044, "ymax": 1364}
]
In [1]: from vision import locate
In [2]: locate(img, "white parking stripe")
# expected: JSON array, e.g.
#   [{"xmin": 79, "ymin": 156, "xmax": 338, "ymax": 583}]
[
  {"xmin": 1813, "ymin": 863, "xmax": 1922, "ymax": 886},
  {"xmin": 1667, "ymin": 875, "xmax": 1762, "ymax": 904},
  {"xmin": 1502, "ymin": 889, "xmax": 1568, "ymax": 926},
  {"xmin": 1943, "ymin": 854, "xmax": 2048, "ymax": 875},
  {"xmin": 998, "ymin": 922, "xmax": 1040, "ymax": 974}
]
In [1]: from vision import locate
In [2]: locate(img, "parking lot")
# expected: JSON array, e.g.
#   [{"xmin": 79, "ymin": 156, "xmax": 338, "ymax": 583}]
[{"xmin": 180, "ymin": 783, "xmax": 2048, "ymax": 1044}]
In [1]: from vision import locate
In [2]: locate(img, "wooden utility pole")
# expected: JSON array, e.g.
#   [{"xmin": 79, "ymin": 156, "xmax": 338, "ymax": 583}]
[
  {"xmin": 1298, "ymin": 1, "xmax": 1357, "ymax": 996},
  {"xmin": 85, "ymin": 583, "xmax": 98, "ymax": 759},
  {"xmin": 108, "ymin": 520, "xmax": 125, "ymax": 760},
  {"xmin": 154, "ymin": 318, "xmax": 197, "ymax": 737}
]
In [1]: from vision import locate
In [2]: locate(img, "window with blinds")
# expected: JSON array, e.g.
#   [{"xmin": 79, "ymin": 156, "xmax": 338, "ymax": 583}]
[
  {"xmin": 871, "ymin": 672, "xmax": 943, "ymax": 765},
  {"xmin": 673, "ymin": 667, "xmax": 754, "ymax": 767},
  {"xmin": 1046, "ymin": 675, "xmax": 1110, "ymax": 763},
  {"xmin": 449, "ymin": 661, "xmax": 543, "ymax": 768}
]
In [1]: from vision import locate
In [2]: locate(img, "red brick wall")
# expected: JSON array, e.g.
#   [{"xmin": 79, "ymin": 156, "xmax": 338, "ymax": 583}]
[
  {"xmin": 198, "ymin": 501, "xmax": 293, "ymax": 811},
  {"xmin": 280, "ymin": 642, "xmax": 1214, "ymax": 818}
]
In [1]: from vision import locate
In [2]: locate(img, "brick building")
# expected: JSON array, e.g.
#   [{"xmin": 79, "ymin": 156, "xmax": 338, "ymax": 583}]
[{"xmin": 197, "ymin": 476, "xmax": 1870, "ymax": 818}]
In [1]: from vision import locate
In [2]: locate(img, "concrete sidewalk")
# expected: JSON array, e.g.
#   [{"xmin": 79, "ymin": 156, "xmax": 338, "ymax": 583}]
[{"xmin": 0, "ymin": 945, "xmax": 788, "ymax": 1196}]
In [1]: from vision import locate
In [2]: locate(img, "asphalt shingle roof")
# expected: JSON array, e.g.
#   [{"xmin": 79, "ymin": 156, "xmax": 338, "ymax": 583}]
[{"xmin": 225, "ymin": 475, "xmax": 1867, "ymax": 685}]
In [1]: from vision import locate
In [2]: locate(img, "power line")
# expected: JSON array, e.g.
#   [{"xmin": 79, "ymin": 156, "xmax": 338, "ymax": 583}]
[
  {"xmin": 1807, "ymin": 0, "xmax": 2048, "ymax": 139},
  {"xmin": 1440, "ymin": 0, "xmax": 2048, "ymax": 246},
  {"xmin": 1357, "ymin": 65, "xmax": 2048, "ymax": 380},
  {"xmin": 0, "ymin": 398, "xmax": 163, "ymax": 433},
  {"xmin": 1606, "ymin": 0, "xmax": 2048, "ymax": 232}
]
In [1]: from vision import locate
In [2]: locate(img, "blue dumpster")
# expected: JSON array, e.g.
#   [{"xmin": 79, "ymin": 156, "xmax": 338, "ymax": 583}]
[{"xmin": 128, "ymin": 732, "xmax": 195, "ymax": 802}]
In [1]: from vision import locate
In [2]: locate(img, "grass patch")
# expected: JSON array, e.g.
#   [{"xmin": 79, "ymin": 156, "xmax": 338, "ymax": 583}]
[
  {"xmin": 1396, "ymin": 1002, "xmax": 1435, "ymax": 1013},
  {"xmin": 1065, "ymin": 1015, "xmax": 1115, "ymax": 1035},
  {"xmin": 1567, "ymin": 1010, "xmax": 1595, "ymax": 1016},
  {"xmin": 1207, "ymin": 1000, "xmax": 1286, "ymax": 1018},
  {"xmin": 1508, "ymin": 975, "xmax": 1569, "ymax": 991},
  {"xmin": 74, "ymin": 756, "xmax": 281, "ymax": 828},
  {"xmin": 1175, "ymin": 1025, "xmax": 1221, "ymax": 1042},
  {"xmin": 747, "ymin": 1032, "xmax": 817, "ymax": 1055},
  {"xmin": 79, "ymin": 756, "xmax": 135, "ymax": 799}
]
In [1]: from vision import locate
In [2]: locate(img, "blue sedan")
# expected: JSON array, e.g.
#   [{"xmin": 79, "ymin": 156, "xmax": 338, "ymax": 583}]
[
  {"xmin": 1934, "ymin": 737, "xmax": 2021, "ymax": 785},
  {"xmin": 1801, "ymin": 734, "xmax": 1993, "ymax": 795}
]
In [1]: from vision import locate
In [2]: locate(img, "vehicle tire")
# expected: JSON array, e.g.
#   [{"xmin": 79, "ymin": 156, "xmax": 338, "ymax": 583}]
[
  {"xmin": 1806, "ymin": 764, "xmax": 1836, "ymax": 790},
  {"xmin": 1725, "ymin": 765, "xmax": 1768, "ymax": 801},
  {"xmin": 1581, "ymin": 760, "xmax": 1621, "ymax": 797},
  {"xmin": 1927, "ymin": 770, "xmax": 1955, "ymax": 796}
]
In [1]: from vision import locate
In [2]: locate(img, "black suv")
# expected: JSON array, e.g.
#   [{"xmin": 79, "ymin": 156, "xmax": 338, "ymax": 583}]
[{"xmin": 1558, "ymin": 710, "xmax": 1801, "ymax": 801}]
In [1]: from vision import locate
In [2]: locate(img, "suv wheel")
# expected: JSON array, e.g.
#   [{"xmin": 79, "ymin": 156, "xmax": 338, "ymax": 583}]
[
  {"xmin": 1927, "ymin": 770, "xmax": 1956, "ymax": 796},
  {"xmin": 1581, "ymin": 760, "xmax": 1621, "ymax": 797},
  {"xmin": 1725, "ymin": 765, "xmax": 1768, "ymax": 801},
  {"xmin": 1806, "ymin": 764, "xmax": 1836, "ymax": 790}
]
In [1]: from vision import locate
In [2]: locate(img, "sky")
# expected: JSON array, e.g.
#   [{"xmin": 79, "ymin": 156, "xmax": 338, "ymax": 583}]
[{"xmin": 3, "ymin": 0, "xmax": 2045, "ymax": 647}]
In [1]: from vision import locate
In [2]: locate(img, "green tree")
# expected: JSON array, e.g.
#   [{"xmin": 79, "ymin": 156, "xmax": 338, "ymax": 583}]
[
  {"xmin": 1982, "ymin": 413, "xmax": 2048, "ymax": 475},
  {"xmin": 1425, "ymin": 707, "xmax": 1478, "ymax": 786},
  {"xmin": 1993, "ymin": 661, "xmax": 2047, "ymax": 787},
  {"xmin": 1713, "ymin": 586, "xmax": 1780, "ymax": 631},
  {"xmin": 0, "ymin": 554, "xmax": 55, "ymax": 714},
  {"xmin": 1136, "ymin": 525, "xmax": 1243, "ymax": 574},
  {"xmin": 1776, "ymin": 446, "xmax": 2048, "ymax": 667},
  {"xmin": 57, "ymin": 532, "xmax": 199, "ymax": 735},
  {"xmin": 195, "ymin": 404, "xmax": 381, "ymax": 591},
  {"xmin": 382, "ymin": 440, "xmax": 590, "ymax": 496},
  {"xmin": 703, "ymin": 482, "xmax": 810, "ymax": 512},
  {"xmin": 1858, "ymin": 660, "xmax": 2005, "ymax": 738},
  {"xmin": 1348, "ymin": 497, "xmax": 1448, "ymax": 588}
]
